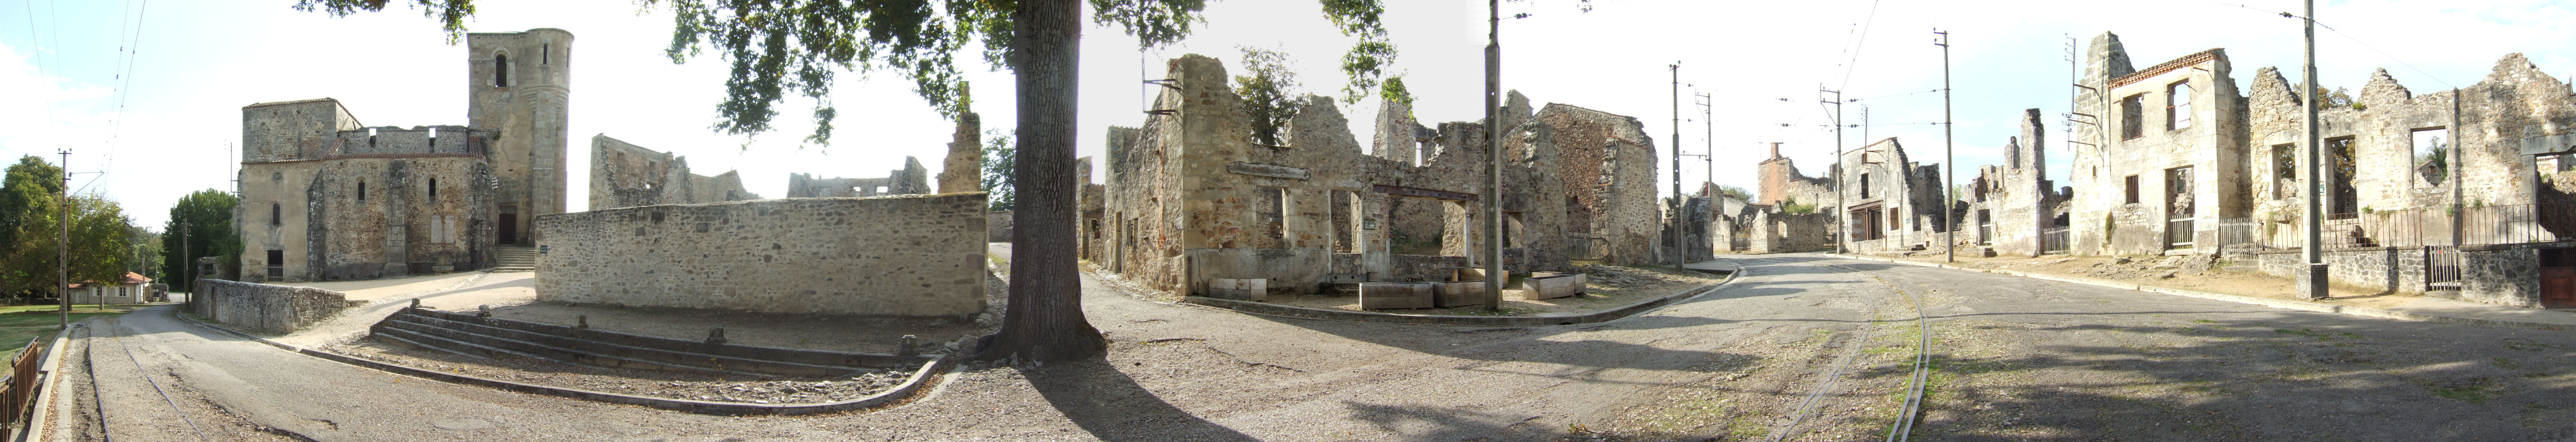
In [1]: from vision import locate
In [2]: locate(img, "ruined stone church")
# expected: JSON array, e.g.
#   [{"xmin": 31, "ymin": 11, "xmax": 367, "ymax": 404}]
[{"xmin": 235, "ymin": 29, "xmax": 572, "ymax": 282}]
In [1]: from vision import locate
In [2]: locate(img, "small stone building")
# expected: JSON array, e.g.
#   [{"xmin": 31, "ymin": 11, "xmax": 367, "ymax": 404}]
[{"xmin": 588, "ymin": 135, "xmax": 758, "ymax": 210}]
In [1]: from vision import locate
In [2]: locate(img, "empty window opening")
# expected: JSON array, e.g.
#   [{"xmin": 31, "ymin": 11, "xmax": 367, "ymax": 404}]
[
  {"xmin": 266, "ymin": 250, "xmax": 286, "ymax": 279},
  {"xmin": 2121, "ymin": 94, "xmax": 2146, "ymax": 140},
  {"xmin": 428, "ymin": 178, "xmax": 438, "ymax": 198},
  {"xmin": 494, "ymin": 54, "xmax": 509, "ymax": 87},
  {"xmin": 2124, "ymin": 175, "xmax": 2141, "ymax": 204},
  {"xmin": 271, "ymin": 204, "xmax": 282, "ymax": 226},
  {"xmin": 1859, "ymin": 173, "xmax": 1872, "ymax": 198},
  {"xmin": 2273, "ymin": 144, "xmax": 2299, "ymax": 199},
  {"xmin": 1331, "ymin": 190, "xmax": 1356, "ymax": 253},
  {"xmin": 542, "ymin": 43, "xmax": 551, "ymax": 64},
  {"xmin": 1258, "ymin": 187, "xmax": 1287, "ymax": 245},
  {"xmin": 2413, "ymin": 128, "xmax": 2450, "ymax": 186},
  {"xmin": 357, "ymin": 181, "xmax": 367, "ymax": 201},
  {"xmin": 2168, "ymin": 81, "xmax": 2193, "ymax": 130},
  {"xmin": 2166, "ymin": 166, "xmax": 2196, "ymax": 217},
  {"xmin": 2329, "ymin": 137, "xmax": 2358, "ymax": 216}
]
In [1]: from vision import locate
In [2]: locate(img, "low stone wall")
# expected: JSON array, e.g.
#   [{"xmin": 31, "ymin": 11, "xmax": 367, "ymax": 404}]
[
  {"xmin": 533, "ymin": 194, "xmax": 989, "ymax": 317},
  {"xmin": 1388, "ymin": 254, "xmax": 1469, "ymax": 282},
  {"xmin": 2253, "ymin": 247, "xmax": 2426, "ymax": 296},
  {"xmin": 2254, "ymin": 245, "xmax": 2540, "ymax": 307},
  {"xmin": 2459, "ymin": 246, "xmax": 2540, "ymax": 307},
  {"xmin": 986, "ymin": 210, "xmax": 1014, "ymax": 242},
  {"xmin": 189, "ymin": 279, "xmax": 355, "ymax": 334}
]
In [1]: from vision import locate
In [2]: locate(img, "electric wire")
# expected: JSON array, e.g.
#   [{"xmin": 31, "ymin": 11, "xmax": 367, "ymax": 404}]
[
  {"xmin": 2205, "ymin": 1, "xmax": 2457, "ymax": 88},
  {"xmin": 1834, "ymin": 0, "xmax": 1884, "ymax": 91}
]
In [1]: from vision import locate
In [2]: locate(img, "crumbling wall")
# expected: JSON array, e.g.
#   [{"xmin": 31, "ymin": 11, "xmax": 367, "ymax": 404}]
[
  {"xmin": 191, "ymin": 279, "xmax": 355, "ymax": 334},
  {"xmin": 938, "ymin": 113, "xmax": 983, "ymax": 193},
  {"xmin": 589, "ymin": 135, "xmax": 758, "ymax": 211},
  {"xmin": 787, "ymin": 157, "xmax": 932, "ymax": 197},
  {"xmin": 1099, "ymin": 54, "xmax": 1575, "ymax": 297},
  {"xmin": 532, "ymin": 194, "xmax": 988, "ymax": 317},
  {"xmin": 1535, "ymin": 104, "xmax": 1661, "ymax": 265}
]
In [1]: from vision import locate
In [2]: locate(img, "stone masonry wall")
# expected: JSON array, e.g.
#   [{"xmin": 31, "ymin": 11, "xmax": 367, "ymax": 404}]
[
  {"xmin": 533, "ymin": 194, "xmax": 988, "ymax": 317},
  {"xmin": 190, "ymin": 279, "xmax": 355, "ymax": 334}
]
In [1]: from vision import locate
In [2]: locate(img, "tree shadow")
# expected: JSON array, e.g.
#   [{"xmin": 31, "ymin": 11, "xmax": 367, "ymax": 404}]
[{"xmin": 1020, "ymin": 359, "xmax": 1262, "ymax": 442}]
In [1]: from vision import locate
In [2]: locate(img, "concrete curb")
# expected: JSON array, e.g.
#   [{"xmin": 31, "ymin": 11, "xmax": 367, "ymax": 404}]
[
  {"xmin": 17, "ymin": 325, "xmax": 70, "ymax": 442},
  {"xmin": 169, "ymin": 309, "xmax": 949, "ymax": 415},
  {"xmin": 1821, "ymin": 254, "xmax": 2575, "ymax": 331},
  {"xmin": 1181, "ymin": 269, "xmax": 1742, "ymax": 326}
]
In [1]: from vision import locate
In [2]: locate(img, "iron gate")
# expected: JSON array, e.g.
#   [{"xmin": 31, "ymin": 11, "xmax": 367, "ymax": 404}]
[{"xmin": 2427, "ymin": 246, "xmax": 2462, "ymax": 292}]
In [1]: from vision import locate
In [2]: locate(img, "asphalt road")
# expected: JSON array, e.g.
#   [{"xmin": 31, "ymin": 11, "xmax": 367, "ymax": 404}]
[{"xmin": 47, "ymin": 254, "xmax": 2576, "ymax": 441}]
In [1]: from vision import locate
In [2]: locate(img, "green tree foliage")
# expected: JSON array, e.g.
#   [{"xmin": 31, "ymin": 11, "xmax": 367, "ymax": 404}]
[
  {"xmin": 980, "ymin": 130, "xmax": 1016, "ymax": 212},
  {"xmin": 162, "ymin": 189, "xmax": 241, "ymax": 292},
  {"xmin": 292, "ymin": 0, "xmax": 476, "ymax": 43},
  {"xmin": 1379, "ymin": 76, "xmax": 1413, "ymax": 117},
  {"xmin": 127, "ymin": 225, "xmax": 162, "ymax": 278},
  {"xmin": 1711, "ymin": 185, "xmax": 1751, "ymax": 201},
  {"xmin": 1234, "ymin": 45, "xmax": 1302, "ymax": 146},
  {"xmin": 1, "ymin": 192, "xmax": 132, "ymax": 299},
  {"xmin": 0, "ymin": 156, "xmax": 65, "ymax": 261}
]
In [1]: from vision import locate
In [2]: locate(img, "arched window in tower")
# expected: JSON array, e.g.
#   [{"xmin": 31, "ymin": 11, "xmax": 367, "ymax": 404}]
[
  {"xmin": 358, "ymin": 181, "xmax": 367, "ymax": 201},
  {"xmin": 495, "ymin": 54, "xmax": 509, "ymax": 87},
  {"xmin": 271, "ymin": 204, "xmax": 281, "ymax": 226}
]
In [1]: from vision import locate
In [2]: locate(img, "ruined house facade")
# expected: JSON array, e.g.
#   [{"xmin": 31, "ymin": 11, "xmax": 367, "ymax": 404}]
[
  {"xmin": 588, "ymin": 135, "xmax": 758, "ymax": 210},
  {"xmin": 234, "ymin": 29, "xmax": 572, "ymax": 282},
  {"xmin": 2074, "ymin": 32, "xmax": 2576, "ymax": 308},
  {"xmin": 1964, "ymin": 110, "xmax": 2073, "ymax": 256},
  {"xmin": 1839, "ymin": 137, "xmax": 1949, "ymax": 253},
  {"xmin": 1096, "ymin": 54, "xmax": 1665, "ymax": 297},
  {"xmin": 785, "ymin": 157, "xmax": 931, "ymax": 197}
]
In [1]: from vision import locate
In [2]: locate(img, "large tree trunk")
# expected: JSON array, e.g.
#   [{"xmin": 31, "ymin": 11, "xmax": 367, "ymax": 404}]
[{"xmin": 977, "ymin": 0, "xmax": 1103, "ymax": 363}]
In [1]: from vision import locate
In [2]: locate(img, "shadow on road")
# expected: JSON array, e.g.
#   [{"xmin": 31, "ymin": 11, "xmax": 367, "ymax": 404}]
[{"xmin": 1022, "ymin": 360, "xmax": 1262, "ymax": 442}]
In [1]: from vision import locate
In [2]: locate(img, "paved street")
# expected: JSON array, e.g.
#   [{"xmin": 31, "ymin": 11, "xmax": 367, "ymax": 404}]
[{"xmin": 47, "ymin": 254, "xmax": 2576, "ymax": 441}]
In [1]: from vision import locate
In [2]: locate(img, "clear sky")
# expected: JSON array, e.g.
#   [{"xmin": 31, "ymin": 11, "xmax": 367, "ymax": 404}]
[{"xmin": 4, "ymin": 0, "xmax": 2569, "ymax": 224}]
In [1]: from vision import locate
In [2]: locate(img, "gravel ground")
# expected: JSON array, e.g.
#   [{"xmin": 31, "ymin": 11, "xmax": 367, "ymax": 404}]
[
  {"xmin": 323, "ymin": 339, "xmax": 922, "ymax": 404},
  {"xmin": 1877, "ymin": 253, "xmax": 2399, "ymax": 308},
  {"xmin": 1262, "ymin": 265, "xmax": 1727, "ymax": 316}
]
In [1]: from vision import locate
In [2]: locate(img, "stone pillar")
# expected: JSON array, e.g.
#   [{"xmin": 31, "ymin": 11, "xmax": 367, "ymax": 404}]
[{"xmin": 940, "ymin": 113, "xmax": 983, "ymax": 193}]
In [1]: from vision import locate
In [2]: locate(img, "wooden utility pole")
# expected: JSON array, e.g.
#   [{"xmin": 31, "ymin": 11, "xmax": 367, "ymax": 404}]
[
  {"xmin": 2298, "ymin": 0, "xmax": 2328, "ymax": 299},
  {"xmin": 57, "ymin": 149, "xmax": 70, "ymax": 329},
  {"xmin": 1671, "ymin": 62, "xmax": 1683, "ymax": 270},
  {"xmin": 1936, "ymin": 29, "xmax": 1955, "ymax": 263},
  {"xmin": 1821, "ymin": 88, "xmax": 1846, "ymax": 254},
  {"xmin": 1481, "ymin": 0, "xmax": 1505, "ymax": 311}
]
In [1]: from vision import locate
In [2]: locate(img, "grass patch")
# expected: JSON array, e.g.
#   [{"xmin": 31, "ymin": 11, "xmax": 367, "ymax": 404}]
[
  {"xmin": 2192, "ymin": 319, "xmax": 2217, "ymax": 324},
  {"xmin": 2419, "ymin": 377, "xmax": 2499, "ymax": 404},
  {"xmin": 0, "ymin": 304, "xmax": 146, "ymax": 377},
  {"xmin": 2270, "ymin": 328, "xmax": 2358, "ymax": 341},
  {"xmin": 2497, "ymin": 357, "xmax": 2524, "ymax": 369}
]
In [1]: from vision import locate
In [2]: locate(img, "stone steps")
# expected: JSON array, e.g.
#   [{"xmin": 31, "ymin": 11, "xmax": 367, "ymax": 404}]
[
  {"xmin": 492, "ymin": 245, "xmax": 536, "ymax": 272},
  {"xmin": 368, "ymin": 308, "xmax": 933, "ymax": 377}
]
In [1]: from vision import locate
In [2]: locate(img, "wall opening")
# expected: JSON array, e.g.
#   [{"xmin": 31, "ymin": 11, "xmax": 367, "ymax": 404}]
[
  {"xmin": 2124, "ymin": 175, "xmax": 2141, "ymax": 204},
  {"xmin": 428, "ymin": 178, "xmax": 438, "ymax": 198},
  {"xmin": 1257, "ymin": 187, "xmax": 1287, "ymax": 247},
  {"xmin": 2273, "ymin": 144, "xmax": 2298, "ymax": 199},
  {"xmin": 494, "ymin": 54, "xmax": 509, "ymax": 87},
  {"xmin": 1331, "ymin": 190, "xmax": 1355, "ymax": 252},
  {"xmin": 2166, "ymin": 166, "xmax": 2195, "ymax": 217},
  {"xmin": 271, "ymin": 204, "xmax": 281, "ymax": 226},
  {"xmin": 358, "ymin": 181, "xmax": 367, "ymax": 201},
  {"xmin": 1859, "ymin": 173, "xmax": 1872, "ymax": 198},
  {"xmin": 2412, "ymin": 128, "xmax": 2450, "ymax": 186},
  {"xmin": 266, "ymin": 250, "xmax": 285, "ymax": 279},
  {"xmin": 2167, "ymin": 81, "xmax": 2193, "ymax": 130},
  {"xmin": 2121, "ymin": 94, "xmax": 2146, "ymax": 140},
  {"xmin": 2329, "ymin": 137, "xmax": 2357, "ymax": 216}
]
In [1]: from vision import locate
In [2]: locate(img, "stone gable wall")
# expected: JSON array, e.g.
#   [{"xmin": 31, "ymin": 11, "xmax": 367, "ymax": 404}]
[{"xmin": 532, "ymin": 194, "xmax": 988, "ymax": 317}]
